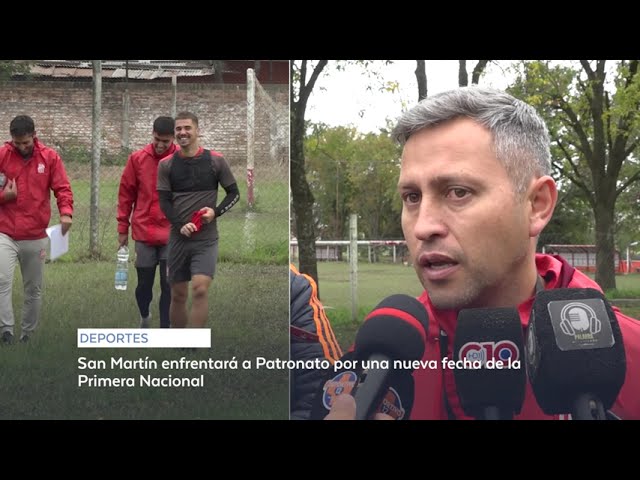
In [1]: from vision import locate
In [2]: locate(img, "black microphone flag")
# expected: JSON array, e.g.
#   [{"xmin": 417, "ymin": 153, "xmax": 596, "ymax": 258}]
[{"xmin": 526, "ymin": 288, "xmax": 626, "ymax": 420}]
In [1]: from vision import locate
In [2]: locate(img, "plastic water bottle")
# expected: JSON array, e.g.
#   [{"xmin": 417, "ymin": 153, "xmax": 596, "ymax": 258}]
[{"xmin": 115, "ymin": 246, "xmax": 129, "ymax": 291}]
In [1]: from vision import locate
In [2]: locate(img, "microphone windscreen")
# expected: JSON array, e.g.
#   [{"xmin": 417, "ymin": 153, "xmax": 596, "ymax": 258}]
[
  {"xmin": 453, "ymin": 307, "xmax": 526, "ymax": 418},
  {"xmin": 526, "ymin": 288, "xmax": 626, "ymax": 413},
  {"xmin": 354, "ymin": 294, "xmax": 429, "ymax": 363},
  {"xmin": 309, "ymin": 351, "xmax": 414, "ymax": 420}
]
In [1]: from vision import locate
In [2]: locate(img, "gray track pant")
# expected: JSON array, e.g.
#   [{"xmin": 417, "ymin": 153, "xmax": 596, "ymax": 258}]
[{"xmin": 0, "ymin": 233, "xmax": 48, "ymax": 338}]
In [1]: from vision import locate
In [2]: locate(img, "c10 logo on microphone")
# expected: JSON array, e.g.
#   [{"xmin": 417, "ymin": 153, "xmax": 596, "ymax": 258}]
[{"xmin": 458, "ymin": 341, "xmax": 521, "ymax": 369}]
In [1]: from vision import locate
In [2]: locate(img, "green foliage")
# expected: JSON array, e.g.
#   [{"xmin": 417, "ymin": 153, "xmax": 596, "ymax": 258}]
[
  {"xmin": 539, "ymin": 183, "xmax": 594, "ymax": 247},
  {"xmin": 102, "ymin": 148, "xmax": 131, "ymax": 166},
  {"xmin": 507, "ymin": 61, "xmax": 640, "ymax": 288},
  {"xmin": 346, "ymin": 130, "xmax": 403, "ymax": 240},
  {"xmin": 57, "ymin": 139, "xmax": 92, "ymax": 164},
  {"xmin": 305, "ymin": 123, "xmax": 403, "ymax": 241},
  {"xmin": 613, "ymin": 159, "xmax": 640, "ymax": 249},
  {"xmin": 305, "ymin": 124, "xmax": 358, "ymax": 239},
  {"xmin": 57, "ymin": 140, "xmax": 130, "ymax": 166},
  {"xmin": 0, "ymin": 60, "xmax": 32, "ymax": 81},
  {"xmin": 55, "ymin": 167, "xmax": 287, "ymax": 265}
]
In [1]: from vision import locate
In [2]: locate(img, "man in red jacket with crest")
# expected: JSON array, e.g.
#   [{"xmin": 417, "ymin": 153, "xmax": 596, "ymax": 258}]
[
  {"xmin": 117, "ymin": 116, "xmax": 177, "ymax": 328},
  {"xmin": 0, "ymin": 115, "xmax": 73, "ymax": 344},
  {"xmin": 326, "ymin": 87, "xmax": 640, "ymax": 420}
]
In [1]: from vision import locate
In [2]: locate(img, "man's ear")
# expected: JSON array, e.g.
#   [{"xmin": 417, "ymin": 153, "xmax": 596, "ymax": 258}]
[{"xmin": 528, "ymin": 175, "xmax": 557, "ymax": 237}]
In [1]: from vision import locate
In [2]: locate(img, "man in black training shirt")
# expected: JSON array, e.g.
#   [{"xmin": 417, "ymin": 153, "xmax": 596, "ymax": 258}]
[{"xmin": 157, "ymin": 111, "xmax": 239, "ymax": 329}]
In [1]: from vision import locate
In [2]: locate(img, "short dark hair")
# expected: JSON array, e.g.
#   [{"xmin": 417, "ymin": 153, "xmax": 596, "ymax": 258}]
[
  {"xmin": 10, "ymin": 115, "xmax": 35, "ymax": 137},
  {"xmin": 153, "ymin": 116, "xmax": 175, "ymax": 136},
  {"xmin": 175, "ymin": 111, "xmax": 199, "ymax": 127}
]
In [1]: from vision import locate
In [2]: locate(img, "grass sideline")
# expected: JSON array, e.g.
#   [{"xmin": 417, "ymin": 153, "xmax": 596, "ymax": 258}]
[
  {"xmin": 55, "ymin": 165, "xmax": 288, "ymax": 265},
  {"xmin": 313, "ymin": 262, "xmax": 640, "ymax": 352},
  {"xmin": 2, "ymin": 261, "xmax": 289, "ymax": 420}
]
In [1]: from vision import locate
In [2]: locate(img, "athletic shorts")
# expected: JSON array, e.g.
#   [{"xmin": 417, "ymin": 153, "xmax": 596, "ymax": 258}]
[
  {"xmin": 167, "ymin": 235, "xmax": 218, "ymax": 284},
  {"xmin": 135, "ymin": 241, "xmax": 168, "ymax": 268}
]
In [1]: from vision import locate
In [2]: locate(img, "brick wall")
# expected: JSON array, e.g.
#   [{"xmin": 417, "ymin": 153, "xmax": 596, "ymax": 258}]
[{"xmin": 0, "ymin": 80, "xmax": 289, "ymax": 169}]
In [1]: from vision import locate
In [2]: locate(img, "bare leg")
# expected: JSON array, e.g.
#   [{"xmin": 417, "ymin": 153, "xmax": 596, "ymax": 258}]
[
  {"xmin": 170, "ymin": 281, "xmax": 189, "ymax": 328},
  {"xmin": 189, "ymin": 274, "xmax": 212, "ymax": 328}
]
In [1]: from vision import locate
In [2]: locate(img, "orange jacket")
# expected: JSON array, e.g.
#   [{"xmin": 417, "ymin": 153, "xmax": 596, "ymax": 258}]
[
  {"xmin": 0, "ymin": 138, "xmax": 73, "ymax": 240},
  {"xmin": 411, "ymin": 254, "xmax": 640, "ymax": 420},
  {"xmin": 117, "ymin": 143, "xmax": 177, "ymax": 245}
]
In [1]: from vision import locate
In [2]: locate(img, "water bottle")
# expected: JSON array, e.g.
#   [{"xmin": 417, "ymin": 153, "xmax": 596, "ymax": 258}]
[{"xmin": 115, "ymin": 246, "xmax": 129, "ymax": 291}]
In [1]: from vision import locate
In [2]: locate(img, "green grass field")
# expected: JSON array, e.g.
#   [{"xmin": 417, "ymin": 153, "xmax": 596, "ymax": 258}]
[
  {"xmin": 1, "ymin": 164, "xmax": 290, "ymax": 420},
  {"xmin": 314, "ymin": 262, "xmax": 640, "ymax": 352},
  {"xmin": 56, "ymin": 165, "xmax": 288, "ymax": 265},
  {"xmin": 2, "ymin": 262, "xmax": 289, "ymax": 420}
]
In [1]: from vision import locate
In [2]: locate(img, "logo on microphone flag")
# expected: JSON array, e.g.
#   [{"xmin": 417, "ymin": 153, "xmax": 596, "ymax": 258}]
[
  {"xmin": 322, "ymin": 371, "xmax": 358, "ymax": 409},
  {"xmin": 547, "ymin": 298, "xmax": 615, "ymax": 350},
  {"xmin": 378, "ymin": 387, "xmax": 406, "ymax": 420}
]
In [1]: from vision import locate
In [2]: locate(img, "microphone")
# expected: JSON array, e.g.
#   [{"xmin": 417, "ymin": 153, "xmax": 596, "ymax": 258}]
[
  {"xmin": 452, "ymin": 307, "xmax": 526, "ymax": 420},
  {"xmin": 526, "ymin": 288, "xmax": 626, "ymax": 420},
  {"xmin": 309, "ymin": 349, "xmax": 415, "ymax": 420},
  {"xmin": 310, "ymin": 294, "xmax": 429, "ymax": 420},
  {"xmin": 352, "ymin": 294, "xmax": 429, "ymax": 420}
]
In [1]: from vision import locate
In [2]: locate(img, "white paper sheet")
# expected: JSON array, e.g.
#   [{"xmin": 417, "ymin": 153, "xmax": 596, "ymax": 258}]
[{"xmin": 45, "ymin": 224, "xmax": 69, "ymax": 261}]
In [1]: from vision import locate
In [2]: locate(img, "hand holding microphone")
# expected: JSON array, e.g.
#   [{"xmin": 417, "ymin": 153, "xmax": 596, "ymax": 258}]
[
  {"xmin": 352, "ymin": 294, "xmax": 429, "ymax": 420},
  {"xmin": 324, "ymin": 394, "xmax": 394, "ymax": 420},
  {"xmin": 312, "ymin": 294, "xmax": 429, "ymax": 420}
]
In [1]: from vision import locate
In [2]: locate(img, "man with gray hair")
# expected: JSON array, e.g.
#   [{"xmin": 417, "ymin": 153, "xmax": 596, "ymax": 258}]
[{"xmin": 325, "ymin": 87, "xmax": 640, "ymax": 420}]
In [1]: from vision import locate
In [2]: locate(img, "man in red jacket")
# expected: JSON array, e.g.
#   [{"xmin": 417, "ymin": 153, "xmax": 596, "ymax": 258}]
[
  {"xmin": 117, "ymin": 116, "xmax": 177, "ymax": 328},
  {"xmin": 0, "ymin": 115, "xmax": 73, "ymax": 344},
  {"xmin": 326, "ymin": 87, "xmax": 640, "ymax": 420}
]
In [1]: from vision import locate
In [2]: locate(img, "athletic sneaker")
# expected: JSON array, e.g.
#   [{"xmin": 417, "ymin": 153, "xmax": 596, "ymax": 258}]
[{"xmin": 1, "ymin": 331, "xmax": 14, "ymax": 345}]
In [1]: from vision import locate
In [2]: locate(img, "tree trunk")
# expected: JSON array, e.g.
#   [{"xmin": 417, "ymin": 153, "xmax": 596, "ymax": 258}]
[
  {"xmin": 415, "ymin": 60, "xmax": 427, "ymax": 101},
  {"xmin": 594, "ymin": 196, "xmax": 617, "ymax": 290},
  {"xmin": 471, "ymin": 60, "xmax": 489, "ymax": 84},
  {"xmin": 458, "ymin": 60, "xmax": 468, "ymax": 86},
  {"xmin": 291, "ymin": 108, "xmax": 319, "ymax": 292},
  {"xmin": 290, "ymin": 60, "xmax": 328, "ymax": 293}
]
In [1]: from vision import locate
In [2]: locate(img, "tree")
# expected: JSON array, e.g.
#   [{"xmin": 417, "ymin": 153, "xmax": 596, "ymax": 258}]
[
  {"xmin": 291, "ymin": 60, "xmax": 396, "ymax": 290},
  {"xmin": 0, "ymin": 61, "xmax": 32, "ymax": 81},
  {"xmin": 305, "ymin": 125, "xmax": 404, "ymax": 246},
  {"xmin": 458, "ymin": 60, "xmax": 490, "ymax": 87},
  {"xmin": 291, "ymin": 60, "xmax": 328, "ymax": 290},
  {"xmin": 415, "ymin": 60, "xmax": 427, "ymax": 101},
  {"xmin": 509, "ymin": 60, "xmax": 640, "ymax": 290},
  {"xmin": 305, "ymin": 124, "xmax": 357, "ymax": 241},
  {"xmin": 539, "ymin": 182, "xmax": 594, "ymax": 247},
  {"xmin": 347, "ymin": 131, "xmax": 403, "ymax": 241}
]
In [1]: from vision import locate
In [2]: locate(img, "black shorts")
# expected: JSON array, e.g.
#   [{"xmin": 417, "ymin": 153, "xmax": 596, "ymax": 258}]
[{"xmin": 167, "ymin": 235, "xmax": 218, "ymax": 284}]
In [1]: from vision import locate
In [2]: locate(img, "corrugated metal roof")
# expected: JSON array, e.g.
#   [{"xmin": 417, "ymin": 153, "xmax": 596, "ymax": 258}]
[{"xmin": 24, "ymin": 60, "xmax": 215, "ymax": 79}]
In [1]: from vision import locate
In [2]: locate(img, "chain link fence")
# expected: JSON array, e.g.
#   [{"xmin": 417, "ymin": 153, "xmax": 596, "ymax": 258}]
[{"xmin": 0, "ymin": 62, "xmax": 289, "ymax": 264}]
